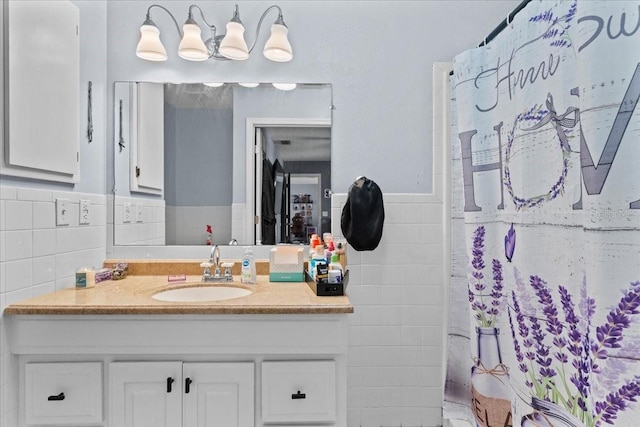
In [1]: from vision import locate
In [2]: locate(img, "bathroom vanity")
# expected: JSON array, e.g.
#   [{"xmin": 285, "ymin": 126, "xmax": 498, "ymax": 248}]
[{"xmin": 4, "ymin": 269, "xmax": 353, "ymax": 427}]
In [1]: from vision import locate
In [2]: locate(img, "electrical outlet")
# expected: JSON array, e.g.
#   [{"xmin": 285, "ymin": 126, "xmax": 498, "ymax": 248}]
[
  {"xmin": 79, "ymin": 199, "xmax": 91, "ymax": 225},
  {"xmin": 56, "ymin": 198, "xmax": 69, "ymax": 226},
  {"xmin": 136, "ymin": 204, "xmax": 144, "ymax": 222},
  {"xmin": 123, "ymin": 202, "xmax": 132, "ymax": 223}
]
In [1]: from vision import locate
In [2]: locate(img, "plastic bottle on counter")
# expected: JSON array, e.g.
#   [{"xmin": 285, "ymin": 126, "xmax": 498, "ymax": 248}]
[
  {"xmin": 335, "ymin": 241, "xmax": 347, "ymax": 271},
  {"xmin": 328, "ymin": 253, "xmax": 343, "ymax": 284},
  {"xmin": 310, "ymin": 246, "xmax": 327, "ymax": 280},
  {"xmin": 241, "ymin": 247, "xmax": 257, "ymax": 284},
  {"xmin": 309, "ymin": 234, "xmax": 320, "ymax": 259}
]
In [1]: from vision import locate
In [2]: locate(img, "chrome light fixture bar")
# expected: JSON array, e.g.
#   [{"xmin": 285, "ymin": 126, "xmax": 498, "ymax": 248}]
[{"xmin": 136, "ymin": 3, "xmax": 293, "ymax": 63}]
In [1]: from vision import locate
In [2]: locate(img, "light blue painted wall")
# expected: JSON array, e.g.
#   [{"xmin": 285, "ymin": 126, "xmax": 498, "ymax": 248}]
[
  {"xmin": 164, "ymin": 105, "xmax": 233, "ymax": 206},
  {"xmin": 105, "ymin": 0, "xmax": 521, "ymax": 195}
]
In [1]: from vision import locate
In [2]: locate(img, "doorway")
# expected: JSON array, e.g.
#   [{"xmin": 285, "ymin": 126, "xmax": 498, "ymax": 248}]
[{"xmin": 246, "ymin": 118, "xmax": 331, "ymax": 245}]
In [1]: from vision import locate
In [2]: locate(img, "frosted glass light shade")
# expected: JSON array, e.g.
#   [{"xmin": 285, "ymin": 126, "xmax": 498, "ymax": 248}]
[
  {"xmin": 273, "ymin": 83, "xmax": 296, "ymax": 91},
  {"xmin": 238, "ymin": 82, "xmax": 259, "ymax": 88},
  {"xmin": 219, "ymin": 21, "xmax": 249, "ymax": 60},
  {"xmin": 136, "ymin": 25, "xmax": 168, "ymax": 61},
  {"xmin": 204, "ymin": 82, "xmax": 224, "ymax": 88},
  {"xmin": 263, "ymin": 24, "xmax": 292, "ymax": 62},
  {"xmin": 178, "ymin": 23, "xmax": 209, "ymax": 61}
]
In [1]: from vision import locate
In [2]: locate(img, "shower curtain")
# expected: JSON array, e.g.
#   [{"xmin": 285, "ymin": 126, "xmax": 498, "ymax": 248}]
[{"xmin": 446, "ymin": 1, "xmax": 640, "ymax": 426}]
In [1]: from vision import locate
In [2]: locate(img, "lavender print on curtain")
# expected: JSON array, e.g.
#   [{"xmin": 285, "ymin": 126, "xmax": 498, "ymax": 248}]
[{"xmin": 445, "ymin": 1, "xmax": 640, "ymax": 426}]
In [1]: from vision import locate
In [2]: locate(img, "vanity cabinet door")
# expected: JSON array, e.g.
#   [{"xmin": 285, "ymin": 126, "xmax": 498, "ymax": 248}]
[
  {"xmin": 183, "ymin": 362, "xmax": 254, "ymax": 427},
  {"xmin": 109, "ymin": 362, "xmax": 182, "ymax": 427}
]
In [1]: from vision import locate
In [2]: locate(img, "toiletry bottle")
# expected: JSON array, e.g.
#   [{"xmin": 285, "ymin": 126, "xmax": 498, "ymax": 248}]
[
  {"xmin": 335, "ymin": 241, "xmax": 347, "ymax": 271},
  {"xmin": 241, "ymin": 247, "xmax": 257, "ymax": 284},
  {"xmin": 310, "ymin": 246, "xmax": 326, "ymax": 280},
  {"xmin": 328, "ymin": 253, "xmax": 343, "ymax": 284}
]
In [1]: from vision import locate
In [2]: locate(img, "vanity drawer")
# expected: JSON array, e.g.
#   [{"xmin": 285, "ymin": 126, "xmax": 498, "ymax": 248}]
[
  {"xmin": 261, "ymin": 360, "xmax": 336, "ymax": 424},
  {"xmin": 25, "ymin": 362, "xmax": 103, "ymax": 425}
]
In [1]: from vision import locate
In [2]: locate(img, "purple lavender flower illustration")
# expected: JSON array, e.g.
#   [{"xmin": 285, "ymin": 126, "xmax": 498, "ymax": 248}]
[
  {"xmin": 508, "ymin": 276, "xmax": 640, "ymax": 426},
  {"xmin": 504, "ymin": 223, "xmax": 516, "ymax": 262},
  {"xmin": 591, "ymin": 282, "xmax": 640, "ymax": 372},
  {"xmin": 595, "ymin": 377, "xmax": 640, "ymax": 425},
  {"xmin": 467, "ymin": 226, "xmax": 505, "ymax": 327}
]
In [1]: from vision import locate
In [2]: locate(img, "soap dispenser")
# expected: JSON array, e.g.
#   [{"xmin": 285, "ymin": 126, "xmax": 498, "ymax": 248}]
[{"xmin": 241, "ymin": 247, "xmax": 257, "ymax": 284}]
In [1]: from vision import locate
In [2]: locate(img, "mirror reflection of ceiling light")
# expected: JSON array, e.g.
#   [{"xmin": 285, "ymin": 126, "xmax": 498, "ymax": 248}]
[
  {"xmin": 136, "ymin": 4, "xmax": 293, "ymax": 63},
  {"xmin": 272, "ymin": 83, "xmax": 297, "ymax": 91},
  {"xmin": 203, "ymin": 82, "xmax": 224, "ymax": 88},
  {"xmin": 238, "ymin": 82, "xmax": 260, "ymax": 88}
]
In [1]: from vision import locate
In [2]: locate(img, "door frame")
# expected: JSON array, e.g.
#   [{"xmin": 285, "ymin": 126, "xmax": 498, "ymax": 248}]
[{"xmin": 244, "ymin": 117, "xmax": 331, "ymax": 245}]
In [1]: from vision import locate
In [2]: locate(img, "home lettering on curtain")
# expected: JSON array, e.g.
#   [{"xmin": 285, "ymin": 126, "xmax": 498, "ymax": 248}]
[{"xmin": 446, "ymin": 1, "xmax": 640, "ymax": 426}]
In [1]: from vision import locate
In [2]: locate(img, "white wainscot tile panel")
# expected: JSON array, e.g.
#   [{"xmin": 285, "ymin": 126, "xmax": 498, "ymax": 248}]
[
  {"xmin": 17, "ymin": 188, "xmax": 52, "ymax": 202},
  {"xmin": 32, "ymin": 255, "xmax": 56, "ymax": 285},
  {"xmin": 56, "ymin": 226, "xmax": 79, "ymax": 254},
  {"xmin": 0, "ymin": 200, "xmax": 5, "ymax": 230},
  {"xmin": 0, "ymin": 187, "xmax": 18, "ymax": 200},
  {"xmin": 77, "ymin": 226, "xmax": 102, "ymax": 250},
  {"xmin": 32, "ymin": 229, "xmax": 56, "ymax": 257},
  {"xmin": 4, "ymin": 259, "xmax": 33, "ymax": 292},
  {"xmin": 4, "ymin": 230, "xmax": 33, "ymax": 261},
  {"xmin": 4, "ymin": 201, "xmax": 33, "ymax": 230},
  {"xmin": 55, "ymin": 251, "xmax": 79, "ymax": 280},
  {"xmin": 32, "ymin": 201, "xmax": 56, "ymax": 229}
]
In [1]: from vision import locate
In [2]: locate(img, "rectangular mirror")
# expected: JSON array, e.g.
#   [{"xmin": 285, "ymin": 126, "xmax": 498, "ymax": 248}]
[{"xmin": 113, "ymin": 82, "xmax": 332, "ymax": 247}]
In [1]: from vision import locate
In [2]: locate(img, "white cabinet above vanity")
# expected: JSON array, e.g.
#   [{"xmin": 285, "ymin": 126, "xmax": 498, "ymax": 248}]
[{"xmin": 6, "ymin": 272, "xmax": 352, "ymax": 427}]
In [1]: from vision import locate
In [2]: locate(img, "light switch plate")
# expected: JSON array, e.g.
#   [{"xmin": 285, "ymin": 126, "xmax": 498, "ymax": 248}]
[
  {"xmin": 56, "ymin": 198, "xmax": 69, "ymax": 226},
  {"xmin": 79, "ymin": 199, "xmax": 90, "ymax": 225},
  {"xmin": 136, "ymin": 204, "xmax": 143, "ymax": 222},
  {"xmin": 123, "ymin": 202, "xmax": 132, "ymax": 223}
]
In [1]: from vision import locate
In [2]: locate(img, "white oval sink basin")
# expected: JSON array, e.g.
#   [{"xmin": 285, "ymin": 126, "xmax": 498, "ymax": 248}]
[{"xmin": 152, "ymin": 286, "xmax": 252, "ymax": 302}]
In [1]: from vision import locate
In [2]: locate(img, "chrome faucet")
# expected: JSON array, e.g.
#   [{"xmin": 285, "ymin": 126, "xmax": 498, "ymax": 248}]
[
  {"xmin": 210, "ymin": 245, "xmax": 221, "ymax": 276},
  {"xmin": 201, "ymin": 245, "xmax": 233, "ymax": 282}
]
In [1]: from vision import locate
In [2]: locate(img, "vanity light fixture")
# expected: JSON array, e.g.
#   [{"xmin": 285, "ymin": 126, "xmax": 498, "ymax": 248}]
[
  {"xmin": 136, "ymin": 3, "xmax": 293, "ymax": 63},
  {"xmin": 272, "ymin": 83, "xmax": 297, "ymax": 91},
  {"xmin": 238, "ymin": 82, "xmax": 260, "ymax": 88},
  {"xmin": 203, "ymin": 82, "xmax": 225, "ymax": 87}
]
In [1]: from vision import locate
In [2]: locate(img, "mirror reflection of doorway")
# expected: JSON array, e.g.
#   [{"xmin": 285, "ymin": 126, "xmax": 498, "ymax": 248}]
[
  {"xmin": 253, "ymin": 124, "xmax": 331, "ymax": 245},
  {"xmin": 289, "ymin": 174, "xmax": 321, "ymax": 244}
]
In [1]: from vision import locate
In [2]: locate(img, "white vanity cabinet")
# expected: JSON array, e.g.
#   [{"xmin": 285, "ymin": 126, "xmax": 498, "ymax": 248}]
[
  {"xmin": 9, "ymin": 314, "xmax": 348, "ymax": 427},
  {"xmin": 110, "ymin": 361, "xmax": 254, "ymax": 427}
]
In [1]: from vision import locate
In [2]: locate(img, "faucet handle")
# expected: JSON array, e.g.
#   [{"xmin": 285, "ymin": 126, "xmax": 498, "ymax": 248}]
[
  {"xmin": 221, "ymin": 262, "xmax": 234, "ymax": 281},
  {"xmin": 200, "ymin": 261, "xmax": 213, "ymax": 277}
]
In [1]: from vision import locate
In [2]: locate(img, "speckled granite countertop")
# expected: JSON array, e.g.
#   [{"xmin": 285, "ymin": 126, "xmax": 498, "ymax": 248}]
[{"xmin": 4, "ymin": 264, "xmax": 353, "ymax": 315}]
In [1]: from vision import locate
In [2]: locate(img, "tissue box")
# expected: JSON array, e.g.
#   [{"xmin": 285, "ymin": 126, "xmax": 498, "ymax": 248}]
[{"xmin": 269, "ymin": 246, "xmax": 305, "ymax": 282}]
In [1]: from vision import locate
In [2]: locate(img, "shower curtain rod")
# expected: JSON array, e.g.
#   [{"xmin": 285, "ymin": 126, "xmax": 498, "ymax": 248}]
[
  {"xmin": 448, "ymin": 0, "xmax": 532, "ymax": 76},
  {"xmin": 478, "ymin": 0, "xmax": 532, "ymax": 47}
]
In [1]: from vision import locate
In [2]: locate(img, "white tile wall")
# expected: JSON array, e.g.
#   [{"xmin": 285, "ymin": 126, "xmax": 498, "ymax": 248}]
[
  {"xmin": 113, "ymin": 195, "xmax": 165, "ymax": 246},
  {"xmin": 0, "ymin": 185, "xmax": 108, "ymax": 426},
  {"xmin": 333, "ymin": 192, "xmax": 445, "ymax": 427}
]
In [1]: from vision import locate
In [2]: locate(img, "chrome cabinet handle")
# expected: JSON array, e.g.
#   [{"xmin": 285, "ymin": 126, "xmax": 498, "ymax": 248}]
[{"xmin": 167, "ymin": 377, "xmax": 174, "ymax": 393}]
